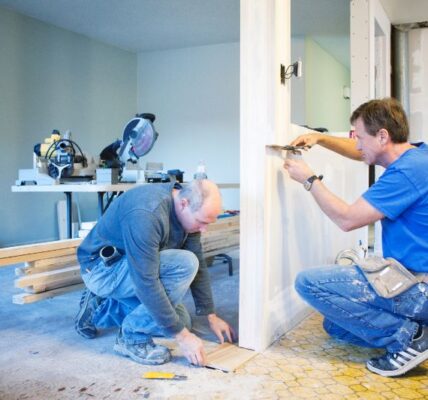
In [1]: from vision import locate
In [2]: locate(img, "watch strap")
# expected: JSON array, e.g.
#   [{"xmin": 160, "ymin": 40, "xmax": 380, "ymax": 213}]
[{"xmin": 304, "ymin": 174, "xmax": 323, "ymax": 191}]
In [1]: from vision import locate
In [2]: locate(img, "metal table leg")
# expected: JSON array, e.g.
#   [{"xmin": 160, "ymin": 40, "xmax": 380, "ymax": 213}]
[
  {"xmin": 98, "ymin": 192, "xmax": 105, "ymax": 219},
  {"xmin": 65, "ymin": 192, "xmax": 72, "ymax": 239}
]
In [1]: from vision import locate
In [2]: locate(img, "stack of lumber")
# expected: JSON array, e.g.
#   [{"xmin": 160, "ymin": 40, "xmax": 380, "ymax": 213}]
[
  {"xmin": 201, "ymin": 215, "xmax": 240, "ymax": 258},
  {"xmin": 0, "ymin": 216, "xmax": 239, "ymax": 305},
  {"xmin": 0, "ymin": 239, "xmax": 83, "ymax": 304}
]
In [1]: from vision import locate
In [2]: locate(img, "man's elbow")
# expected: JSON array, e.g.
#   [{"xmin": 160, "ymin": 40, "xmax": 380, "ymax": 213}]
[{"xmin": 338, "ymin": 219, "xmax": 359, "ymax": 232}]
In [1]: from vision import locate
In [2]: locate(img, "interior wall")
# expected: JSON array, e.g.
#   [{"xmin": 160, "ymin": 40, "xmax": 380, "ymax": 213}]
[
  {"xmin": 137, "ymin": 43, "xmax": 240, "ymax": 210},
  {"xmin": 0, "ymin": 7, "xmax": 137, "ymax": 246},
  {"xmin": 241, "ymin": 0, "xmax": 367, "ymax": 351},
  {"xmin": 290, "ymin": 36, "xmax": 306, "ymax": 126},
  {"xmin": 409, "ymin": 28, "xmax": 428, "ymax": 143},
  {"xmin": 305, "ymin": 37, "xmax": 351, "ymax": 132}
]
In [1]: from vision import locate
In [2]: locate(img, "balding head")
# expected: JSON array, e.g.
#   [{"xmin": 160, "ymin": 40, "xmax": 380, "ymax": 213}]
[
  {"xmin": 174, "ymin": 179, "xmax": 222, "ymax": 233},
  {"xmin": 177, "ymin": 179, "xmax": 221, "ymax": 213}
]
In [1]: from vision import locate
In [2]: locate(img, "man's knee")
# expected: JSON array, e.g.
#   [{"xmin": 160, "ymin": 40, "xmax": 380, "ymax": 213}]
[
  {"xmin": 295, "ymin": 269, "xmax": 315, "ymax": 297},
  {"xmin": 178, "ymin": 250, "xmax": 199, "ymax": 277},
  {"xmin": 160, "ymin": 249, "xmax": 199, "ymax": 279},
  {"xmin": 294, "ymin": 268, "xmax": 328, "ymax": 303}
]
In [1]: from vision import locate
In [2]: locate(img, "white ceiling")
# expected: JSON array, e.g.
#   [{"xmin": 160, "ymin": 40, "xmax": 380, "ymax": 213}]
[
  {"xmin": 2, "ymin": 0, "xmax": 428, "ymax": 69},
  {"xmin": 0, "ymin": 0, "xmax": 240, "ymax": 52},
  {"xmin": 379, "ymin": 0, "xmax": 428, "ymax": 24},
  {"xmin": 0, "ymin": 0, "xmax": 352, "ymax": 66}
]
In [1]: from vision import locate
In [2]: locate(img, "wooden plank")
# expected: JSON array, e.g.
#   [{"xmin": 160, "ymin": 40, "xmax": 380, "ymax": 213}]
[
  {"xmin": 0, "ymin": 247, "xmax": 77, "ymax": 267},
  {"xmin": 0, "ymin": 238, "xmax": 82, "ymax": 259},
  {"xmin": 16, "ymin": 256, "xmax": 78, "ymax": 276},
  {"xmin": 202, "ymin": 237, "xmax": 240, "ymax": 253},
  {"xmin": 25, "ymin": 275, "xmax": 83, "ymax": 293},
  {"xmin": 201, "ymin": 228, "xmax": 240, "ymax": 239},
  {"xmin": 201, "ymin": 233, "xmax": 240, "ymax": 246},
  {"xmin": 204, "ymin": 246, "xmax": 239, "ymax": 258},
  {"xmin": 28, "ymin": 254, "xmax": 78, "ymax": 269},
  {"xmin": 203, "ymin": 217, "xmax": 239, "ymax": 233},
  {"xmin": 206, "ymin": 343, "xmax": 257, "ymax": 372},
  {"xmin": 15, "ymin": 265, "xmax": 80, "ymax": 288},
  {"xmin": 13, "ymin": 283, "xmax": 85, "ymax": 305}
]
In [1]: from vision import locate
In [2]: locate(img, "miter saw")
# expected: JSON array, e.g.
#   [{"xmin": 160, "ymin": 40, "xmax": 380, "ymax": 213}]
[{"xmin": 99, "ymin": 113, "xmax": 163, "ymax": 182}]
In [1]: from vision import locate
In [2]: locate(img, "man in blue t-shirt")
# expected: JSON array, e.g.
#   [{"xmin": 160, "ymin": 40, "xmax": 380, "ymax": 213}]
[{"xmin": 283, "ymin": 98, "xmax": 428, "ymax": 377}]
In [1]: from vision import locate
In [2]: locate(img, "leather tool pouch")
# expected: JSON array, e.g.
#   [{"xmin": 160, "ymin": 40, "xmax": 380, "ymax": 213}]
[{"xmin": 357, "ymin": 256, "xmax": 419, "ymax": 298}]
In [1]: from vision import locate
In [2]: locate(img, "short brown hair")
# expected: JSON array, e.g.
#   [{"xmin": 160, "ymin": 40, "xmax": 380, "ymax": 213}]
[{"xmin": 350, "ymin": 98, "xmax": 409, "ymax": 143}]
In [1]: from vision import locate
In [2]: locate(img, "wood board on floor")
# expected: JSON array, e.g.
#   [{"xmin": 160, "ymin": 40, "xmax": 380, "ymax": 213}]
[
  {"xmin": 13, "ymin": 283, "xmax": 85, "ymax": 304},
  {"xmin": 206, "ymin": 342, "xmax": 256, "ymax": 372}
]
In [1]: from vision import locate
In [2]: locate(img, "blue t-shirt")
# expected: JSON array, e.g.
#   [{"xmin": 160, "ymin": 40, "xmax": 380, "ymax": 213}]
[{"xmin": 363, "ymin": 143, "xmax": 428, "ymax": 272}]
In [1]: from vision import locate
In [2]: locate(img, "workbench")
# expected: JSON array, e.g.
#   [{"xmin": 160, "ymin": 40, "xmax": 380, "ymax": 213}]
[
  {"xmin": 11, "ymin": 182, "xmax": 239, "ymax": 239},
  {"xmin": 12, "ymin": 183, "xmax": 144, "ymax": 239}
]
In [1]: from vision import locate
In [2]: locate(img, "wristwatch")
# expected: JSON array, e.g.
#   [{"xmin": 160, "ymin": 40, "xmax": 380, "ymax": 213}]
[{"xmin": 303, "ymin": 174, "xmax": 323, "ymax": 191}]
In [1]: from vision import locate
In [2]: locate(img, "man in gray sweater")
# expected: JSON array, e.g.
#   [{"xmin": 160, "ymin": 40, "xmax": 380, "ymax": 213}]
[{"xmin": 75, "ymin": 179, "xmax": 234, "ymax": 366}]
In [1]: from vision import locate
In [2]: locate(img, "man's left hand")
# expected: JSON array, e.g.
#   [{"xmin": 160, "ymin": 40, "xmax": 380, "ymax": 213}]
[{"xmin": 207, "ymin": 314, "xmax": 236, "ymax": 344}]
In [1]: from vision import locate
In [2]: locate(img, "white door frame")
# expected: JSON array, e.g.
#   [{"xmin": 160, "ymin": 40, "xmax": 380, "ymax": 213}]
[{"xmin": 351, "ymin": 0, "xmax": 391, "ymax": 256}]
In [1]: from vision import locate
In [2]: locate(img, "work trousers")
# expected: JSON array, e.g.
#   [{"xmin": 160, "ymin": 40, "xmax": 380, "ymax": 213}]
[
  {"xmin": 82, "ymin": 249, "xmax": 198, "ymax": 344},
  {"xmin": 295, "ymin": 265, "xmax": 428, "ymax": 353}
]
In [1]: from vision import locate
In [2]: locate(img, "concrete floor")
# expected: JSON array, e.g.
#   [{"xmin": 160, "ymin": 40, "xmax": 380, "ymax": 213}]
[
  {"xmin": 1, "ymin": 251, "xmax": 428, "ymax": 399},
  {"xmin": 0, "ymin": 251, "xmax": 246, "ymax": 400}
]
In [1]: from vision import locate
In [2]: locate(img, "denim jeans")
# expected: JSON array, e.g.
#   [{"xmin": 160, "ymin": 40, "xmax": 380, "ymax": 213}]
[
  {"xmin": 295, "ymin": 265, "xmax": 428, "ymax": 353},
  {"xmin": 82, "ymin": 249, "xmax": 198, "ymax": 344}
]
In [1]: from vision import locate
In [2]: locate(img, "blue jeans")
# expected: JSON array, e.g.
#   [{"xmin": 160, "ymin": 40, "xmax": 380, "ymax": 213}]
[
  {"xmin": 295, "ymin": 265, "xmax": 428, "ymax": 353},
  {"xmin": 82, "ymin": 249, "xmax": 198, "ymax": 344}
]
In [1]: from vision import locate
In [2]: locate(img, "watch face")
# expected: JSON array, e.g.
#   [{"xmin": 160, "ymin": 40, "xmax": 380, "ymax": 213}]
[{"xmin": 304, "ymin": 175, "xmax": 318, "ymax": 191}]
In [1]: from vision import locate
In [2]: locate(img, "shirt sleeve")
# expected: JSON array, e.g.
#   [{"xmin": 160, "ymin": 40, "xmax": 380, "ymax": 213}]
[
  {"xmin": 121, "ymin": 209, "xmax": 184, "ymax": 336},
  {"xmin": 182, "ymin": 233, "xmax": 215, "ymax": 315},
  {"xmin": 363, "ymin": 169, "xmax": 420, "ymax": 220}
]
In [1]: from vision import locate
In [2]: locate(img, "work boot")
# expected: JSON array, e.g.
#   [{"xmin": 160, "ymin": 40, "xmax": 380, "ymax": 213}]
[
  {"xmin": 113, "ymin": 329, "xmax": 171, "ymax": 365},
  {"xmin": 74, "ymin": 289, "xmax": 103, "ymax": 339},
  {"xmin": 366, "ymin": 325, "xmax": 428, "ymax": 377}
]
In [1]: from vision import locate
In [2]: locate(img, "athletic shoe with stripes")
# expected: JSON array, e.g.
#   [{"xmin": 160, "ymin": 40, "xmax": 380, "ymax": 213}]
[{"xmin": 366, "ymin": 326, "xmax": 428, "ymax": 377}]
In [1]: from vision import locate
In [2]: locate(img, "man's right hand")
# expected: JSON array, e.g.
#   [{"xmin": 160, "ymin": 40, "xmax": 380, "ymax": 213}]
[
  {"xmin": 175, "ymin": 328, "xmax": 207, "ymax": 366},
  {"xmin": 290, "ymin": 132, "xmax": 322, "ymax": 148}
]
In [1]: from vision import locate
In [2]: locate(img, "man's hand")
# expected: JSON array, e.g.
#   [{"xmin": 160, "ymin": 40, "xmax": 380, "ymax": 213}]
[
  {"xmin": 207, "ymin": 314, "xmax": 236, "ymax": 344},
  {"xmin": 175, "ymin": 328, "xmax": 207, "ymax": 366},
  {"xmin": 290, "ymin": 133, "xmax": 322, "ymax": 148},
  {"xmin": 283, "ymin": 158, "xmax": 315, "ymax": 184}
]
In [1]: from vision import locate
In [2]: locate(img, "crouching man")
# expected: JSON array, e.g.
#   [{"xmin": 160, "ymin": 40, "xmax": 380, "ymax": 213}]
[
  {"xmin": 75, "ymin": 179, "xmax": 234, "ymax": 366},
  {"xmin": 283, "ymin": 98, "xmax": 428, "ymax": 377}
]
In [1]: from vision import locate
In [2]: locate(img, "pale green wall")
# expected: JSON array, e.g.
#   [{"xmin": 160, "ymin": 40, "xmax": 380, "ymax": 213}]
[
  {"xmin": 137, "ymin": 43, "xmax": 240, "ymax": 209},
  {"xmin": 304, "ymin": 37, "xmax": 350, "ymax": 132},
  {"xmin": 0, "ymin": 7, "xmax": 137, "ymax": 246}
]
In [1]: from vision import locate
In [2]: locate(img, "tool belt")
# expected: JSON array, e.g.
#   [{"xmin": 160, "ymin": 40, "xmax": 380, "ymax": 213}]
[{"xmin": 357, "ymin": 256, "xmax": 428, "ymax": 298}]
